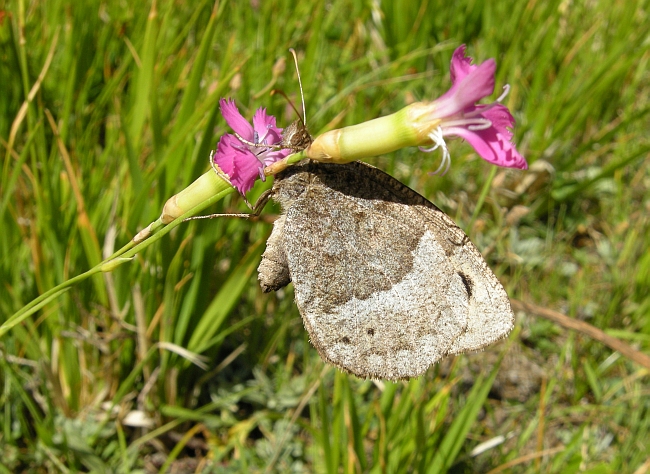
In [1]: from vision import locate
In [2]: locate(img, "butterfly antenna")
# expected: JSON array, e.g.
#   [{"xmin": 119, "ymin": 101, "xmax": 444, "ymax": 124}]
[
  {"xmin": 289, "ymin": 48, "xmax": 307, "ymax": 125},
  {"xmin": 270, "ymin": 89, "xmax": 303, "ymax": 122}
]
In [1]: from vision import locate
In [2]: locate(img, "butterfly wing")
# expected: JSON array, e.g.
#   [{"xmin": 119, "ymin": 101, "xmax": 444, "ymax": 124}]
[{"xmin": 277, "ymin": 161, "xmax": 513, "ymax": 380}]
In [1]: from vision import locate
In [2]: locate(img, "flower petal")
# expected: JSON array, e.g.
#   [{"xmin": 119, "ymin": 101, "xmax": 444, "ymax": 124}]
[
  {"xmin": 260, "ymin": 147, "xmax": 292, "ymax": 167},
  {"xmin": 481, "ymin": 104, "xmax": 515, "ymax": 139},
  {"xmin": 434, "ymin": 59, "xmax": 496, "ymax": 117},
  {"xmin": 252, "ymin": 108, "xmax": 284, "ymax": 145},
  {"xmin": 449, "ymin": 45, "xmax": 475, "ymax": 84},
  {"xmin": 214, "ymin": 134, "xmax": 262, "ymax": 194},
  {"xmin": 220, "ymin": 99, "xmax": 254, "ymax": 141},
  {"xmin": 447, "ymin": 124, "xmax": 527, "ymax": 169}
]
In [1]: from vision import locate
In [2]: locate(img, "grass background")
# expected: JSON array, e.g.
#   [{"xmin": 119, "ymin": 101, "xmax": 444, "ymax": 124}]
[{"xmin": 1, "ymin": 0, "xmax": 649, "ymax": 472}]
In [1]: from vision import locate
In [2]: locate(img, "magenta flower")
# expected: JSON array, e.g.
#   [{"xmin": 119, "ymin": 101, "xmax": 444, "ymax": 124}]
[
  {"xmin": 419, "ymin": 45, "xmax": 527, "ymax": 172},
  {"xmin": 213, "ymin": 99, "xmax": 291, "ymax": 194}
]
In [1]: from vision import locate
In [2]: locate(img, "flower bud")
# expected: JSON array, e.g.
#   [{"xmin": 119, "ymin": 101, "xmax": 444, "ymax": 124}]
[{"xmin": 161, "ymin": 168, "xmax": 232, "ymax": 224}]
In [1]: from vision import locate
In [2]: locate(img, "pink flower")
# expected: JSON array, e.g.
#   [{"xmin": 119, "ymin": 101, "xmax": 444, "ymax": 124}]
[
  {"xmin": 420, "ymin": 45, "xmax": 527, "ymax": 172},
  {"xmin": 213, "ymin": 99, "xmax": 291, "ymax": 194}
]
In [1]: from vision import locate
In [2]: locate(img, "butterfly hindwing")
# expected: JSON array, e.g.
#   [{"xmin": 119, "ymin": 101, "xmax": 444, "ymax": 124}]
[{"xmin": 258, "ymin": 160, "xmax": 514, "ymax": 380}]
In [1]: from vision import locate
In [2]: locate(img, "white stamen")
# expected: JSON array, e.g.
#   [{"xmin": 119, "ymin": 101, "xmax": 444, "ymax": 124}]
[
  {"xmin": 496, "ymin": 84, "xmax": 510, "ymax": 103},
  {"xmin": 420, "ymin": 126, "xmax": 451, "ymax": 176},
  {"xmin": 443, "ymin": 117, "xmax": 492, "ymax": 131},
  {"xmin": 467, "ymin": 118, "xmax": 492, "ymax": 131}
]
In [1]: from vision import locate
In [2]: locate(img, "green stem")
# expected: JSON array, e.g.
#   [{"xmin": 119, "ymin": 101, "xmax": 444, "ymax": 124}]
[{"xmin": 1, "ymin": 186, "xmax": 234, "ymax": 337}]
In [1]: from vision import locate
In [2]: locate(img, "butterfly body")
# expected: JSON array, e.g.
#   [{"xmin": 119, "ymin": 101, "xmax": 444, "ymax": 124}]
[{"xmin": 281, "ymin": 119, "xmax": 312, "ymax": 151}]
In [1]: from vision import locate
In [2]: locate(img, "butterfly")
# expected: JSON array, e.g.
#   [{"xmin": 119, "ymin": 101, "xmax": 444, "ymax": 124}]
[{"xmin": 258, "ymin": 159, "xmax": 514, "ymax": 380}]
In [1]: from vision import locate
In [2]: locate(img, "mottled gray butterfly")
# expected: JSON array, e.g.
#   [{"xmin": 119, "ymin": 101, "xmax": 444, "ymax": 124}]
[{"xmin": 258, "ymin": 160, "xmax": 514, "ymax": 380}]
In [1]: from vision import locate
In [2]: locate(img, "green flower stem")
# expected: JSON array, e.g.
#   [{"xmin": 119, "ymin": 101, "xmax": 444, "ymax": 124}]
[
  {"xmin": 2, "ymin": 182, "xmax": 235, "ymax": 338},
  {"xmin": 305, "ymin": 104, "xmax": 430, "ymax": 163},
  {"xmin": 103, "ymin": 238, "xmax": 138, "ymax": 262}
]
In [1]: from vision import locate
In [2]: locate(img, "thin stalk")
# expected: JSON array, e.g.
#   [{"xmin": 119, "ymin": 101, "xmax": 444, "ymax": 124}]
[{"xmin": 2, "ymin": 186, "xmax": 235, "ymax": 337}]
